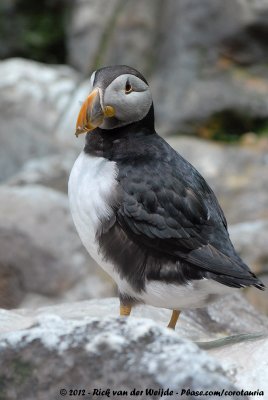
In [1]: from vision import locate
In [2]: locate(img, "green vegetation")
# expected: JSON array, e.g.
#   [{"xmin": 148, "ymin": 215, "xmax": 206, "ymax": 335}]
[
  {"xmin": 0, "ymin": 358, "xmax": 32, "ymax": 399},
  {"xmin": 196, "ymin": 110, "xmax": 268, "ymax": 143}
]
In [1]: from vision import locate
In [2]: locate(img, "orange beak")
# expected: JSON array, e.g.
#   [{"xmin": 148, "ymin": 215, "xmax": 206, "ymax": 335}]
[{"xmin": 75, "ymin": 88, "xmax": 115, "ymax": 137}]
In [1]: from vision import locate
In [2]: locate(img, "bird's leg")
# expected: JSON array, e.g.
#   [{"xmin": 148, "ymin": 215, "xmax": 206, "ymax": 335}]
[
  {"xmin": 167, "ymin": 310, "xmax": 180, "ymax": 330},
  {"xmin": 120, "ymin": 303, "xmax": 132, "ymax": 317}
]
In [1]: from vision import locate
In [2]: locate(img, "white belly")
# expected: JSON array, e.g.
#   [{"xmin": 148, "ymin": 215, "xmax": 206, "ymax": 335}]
[
  {"xmin": 140, "ymin": 279, "xmax": 233, "ymax": 310},
  {"xmin": 68, "ymin": 152, "xmax": 233, "ymax": 310}
]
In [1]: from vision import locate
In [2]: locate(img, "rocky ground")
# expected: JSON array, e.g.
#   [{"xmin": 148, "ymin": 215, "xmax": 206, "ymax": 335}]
[{"xmin": 0, "ymin": 294, "xmax": 267, "ymax": 400}]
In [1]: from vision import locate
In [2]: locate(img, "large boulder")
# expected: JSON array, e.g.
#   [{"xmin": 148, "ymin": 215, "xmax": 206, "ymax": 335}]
[
  {"xmin": 2, "ymin": 294, "xmax": 266, "ymax": 400},
  {"xmin": 0, "ymin": 185, "xmax": 114, "ymax": 308},
  {"xmin": 0, "ymin": 318, "xmax": 242, "ymax": 400},
  {"xmin": 0, "ymin": 58, "xmax": 80, "ymax": 182}
]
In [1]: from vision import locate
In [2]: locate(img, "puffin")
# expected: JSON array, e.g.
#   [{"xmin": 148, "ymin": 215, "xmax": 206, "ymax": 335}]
[{"xmin": 68, "ymin": 65, "xmax": 265, "ymax": 329}]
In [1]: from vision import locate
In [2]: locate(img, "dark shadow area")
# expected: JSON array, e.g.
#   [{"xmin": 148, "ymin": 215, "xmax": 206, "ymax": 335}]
[
  {"xmin": 0, "ymin": 0, "xmax": 68, "ymax": 64},
  {"xmin": 221, "ymin": 24, "xmax": 268, "ymax": 65}
]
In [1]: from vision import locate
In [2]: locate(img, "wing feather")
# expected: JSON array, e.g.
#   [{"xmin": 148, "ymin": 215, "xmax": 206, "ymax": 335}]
[{"xmin": 115, "ymin": 142, "xmax": 254, "ymax": 283}]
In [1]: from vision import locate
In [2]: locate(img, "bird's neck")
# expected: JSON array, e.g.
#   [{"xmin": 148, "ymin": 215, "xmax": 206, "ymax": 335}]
[{"xmin": 84, "ymin": 106, "xmax": 156, "ymax": 162}]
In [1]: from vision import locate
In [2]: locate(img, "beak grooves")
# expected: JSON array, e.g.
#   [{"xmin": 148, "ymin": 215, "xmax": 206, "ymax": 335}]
[
  {"xmin": 75, "ymin": 89, "xmax": 115, "ymax": 137},
  {"xmin": 75, "ymin": 88, "xmax": 100, "ymax": 137}
]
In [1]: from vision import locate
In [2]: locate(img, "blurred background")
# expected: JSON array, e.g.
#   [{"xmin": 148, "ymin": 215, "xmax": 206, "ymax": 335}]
[{"xmin": 0, "ymin": 0, "xmax": 267, "ymax": 314}]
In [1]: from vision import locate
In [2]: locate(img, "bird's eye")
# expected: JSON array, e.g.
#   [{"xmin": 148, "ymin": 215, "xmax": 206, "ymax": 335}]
[{"xmin": 125, "ymin": 80, "xmax": 133, "ymax": 94}]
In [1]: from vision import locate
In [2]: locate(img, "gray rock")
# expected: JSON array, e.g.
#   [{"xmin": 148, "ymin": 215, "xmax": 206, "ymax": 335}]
[
  {"xmin": 229, "ymin": 220, "xmax": 268, "ymax": 274},
  {"xmin": 186, "ymin": 292, "xmax": 268, "ymax": 339},
  {"xmin": 66, "ymin": 0, "xmax": 121, "ymax": 74},
  {"xmin": 55, "ymin": 80, "xmax": 91, "ymax": 149},
  {"xmin": 209, "ymin": 336, "xmax": 268, "ymax": 397},
  {"xmin": 100, "ymin": 0, "xmax": 161, "ymax": 76},
  {"xmin": 7, "ymin": 152, "xmax": 77, "ymax": 193},
  {"xmin": 229, "ymin": 221, "xmax": 268, "ymax": 314},
  {"xmin": 0, "ymin": 58, "xmax": 80, "ymax": 182},
  {"xmin": 67, "ymin": 0, "xmax": 160, "ymax": 76},
  {"xmin": 244, "ymin": 273, "xmax": 268, "ymax": 324},
  {"xmin": 0, "ymin": 185, "xmax": 114, "ymax": 308},
  {"xmin": 152, "ymin": 0, "xmax": 268, "ymax": 134},
  {"xmin": 19, "ymin": 273, "xmax": 116, "ymax": 310},
  {"xmin": 2, "ymin": 293, "xmax": 267, "ymax": 340},
  {"xmin": 0, "ymin": 298, "xmax": 253, "ymax": 400}
]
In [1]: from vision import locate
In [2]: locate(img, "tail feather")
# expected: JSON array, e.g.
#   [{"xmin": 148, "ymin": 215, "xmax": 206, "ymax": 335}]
[{"xmin": 209, "ymin": 271, "xmax": 265, "ymax": 290}]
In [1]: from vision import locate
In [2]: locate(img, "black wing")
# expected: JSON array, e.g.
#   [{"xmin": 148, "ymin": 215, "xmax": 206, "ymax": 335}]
[{"xmin": 114, "ymin": 137, "xmax": 262, "ymax": 287}]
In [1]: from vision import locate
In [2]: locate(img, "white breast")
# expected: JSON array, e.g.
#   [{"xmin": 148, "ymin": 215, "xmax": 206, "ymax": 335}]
[
  {"xmin": 68, "ymin": 152, "xmax": 142, "ymax": 298},
  {"xmin": 68, "ymin": 152, "xmax": 118, "ymax": 274}
]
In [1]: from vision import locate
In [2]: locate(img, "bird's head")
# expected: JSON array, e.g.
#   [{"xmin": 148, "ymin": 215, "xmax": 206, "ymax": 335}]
[{"xmin": 75, "ymin": 65, "xmax": 153, "ymax": 137}]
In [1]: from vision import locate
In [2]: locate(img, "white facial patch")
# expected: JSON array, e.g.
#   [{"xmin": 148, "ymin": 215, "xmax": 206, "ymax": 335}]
[{"xmin": 102, "ymin": 74, "xmax": 152, "ymax": 128}]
